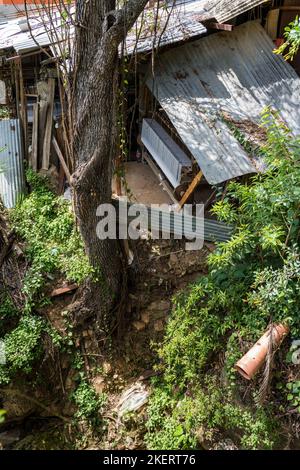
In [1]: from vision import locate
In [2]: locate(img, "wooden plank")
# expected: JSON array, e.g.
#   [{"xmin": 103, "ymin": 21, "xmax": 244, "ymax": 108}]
[
  {"xmin": 278, "ymin": 6, "xmax": 300, "ymax": 11},
  {"xmin": 207, "ymin": 22, "xmax": 234, "ymax": 31},
  {"xmin": 19, "ymin": 58, "xmax": 28, "ymax": 159},
  {"xmin": 31, "ymin": 102, "xmax": 39, "ymax": 171},
  {"xmin": 52, "ymin": 136, "xmax": 71, "ymax": 183},
  {"xmin": 38, "ymin": 81, "xmax": 50, "ymax": 168},
  {"xmin": 177, "ymin": 171, "xmax": 203, "ymax": 210},
  {"xmin": 51, "ymin": 284, "xmax": 78, "ymax": 298},
  {"xmin": 14, "ymin": 62, "xmax": 20, "ymax": 121},
  {"xmin": 42, "ymin": 78, "xmax": 55, "ymax": 170},
  {"xmin": 265, "ymin": 9, "xmax": 280, "ymax": 40}
]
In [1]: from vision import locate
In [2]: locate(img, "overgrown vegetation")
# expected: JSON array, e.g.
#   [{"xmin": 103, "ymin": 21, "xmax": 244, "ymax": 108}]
[
  {"xmin": 275, "ymin": 16, "xmax": 300, "ymax": 61},
  {"xmin": 145, "ymin": 109, "xmax": 300, "ymax": 450},
  {"xmin": 0, "ymin": 171, "xmax": 92, "ymax": 386},
  {"xmin": 0, "ymin": 171, "xmax": 108, "ymax": 444},
  {"xmin": 11, "ymin": 169, "xmax": 92, "ymax": 313}
]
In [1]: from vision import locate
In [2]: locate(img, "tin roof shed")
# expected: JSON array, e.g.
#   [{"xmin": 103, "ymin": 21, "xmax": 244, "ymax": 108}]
[{"xmin": 146, "ymin": 21, "xmax": 300, "ymax": 185}]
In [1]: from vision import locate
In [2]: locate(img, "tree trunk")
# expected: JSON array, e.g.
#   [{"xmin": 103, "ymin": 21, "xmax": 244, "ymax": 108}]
[{"xmin": 70, "ymin": 0, "xmax": 148, "ymax": 330}]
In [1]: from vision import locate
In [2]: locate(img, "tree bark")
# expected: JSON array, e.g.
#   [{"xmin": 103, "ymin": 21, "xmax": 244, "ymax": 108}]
[{"xmin": 70, "ymin": 0, "xmax": 148, "ymax": 330}]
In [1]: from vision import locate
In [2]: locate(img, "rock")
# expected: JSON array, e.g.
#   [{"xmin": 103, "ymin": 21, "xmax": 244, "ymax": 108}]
[
  {"xmin": 103, "ymin": 362, "xmax": 112, "ymax": 375},
  {"xmin": 132, "ymin": 321, "xmax": 146, "ymax": 331},
  {"xmin": 117, "ymin": 383, "xmax": 149, "ymax": 416},
  {"xmin": 148, "ymin": 300, "xmax": 171, "ymax": 312},
  {"xmin": 2, "ymin": 389, "xmax": 36, "ymax": 421},
  {"xmin": 213, "ymin": 438, "xmax": 238, "ymax": 450},
  {"xmin": 92, "ymin": 376, "xmax": 105, "ymax": 394},
  {"xmin": 169, "ymin": 253, "xmax": 179, "ymax": 264},
  {"xmin": 0, "ymin": 429, "xmax": 21, "ymax": 448},
  {"xmin": 154, "ymin": 320, "xmax": 165, "ymax": 332},
  {"xmin": 141, "ymin": 311, "xmax": 150, "ymax": 324}
]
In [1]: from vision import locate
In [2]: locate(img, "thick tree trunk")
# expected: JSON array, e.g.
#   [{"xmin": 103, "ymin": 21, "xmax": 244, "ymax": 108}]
[{"xmin": 70, "ymin": 0, "xmax": 148, "ymax": 329}]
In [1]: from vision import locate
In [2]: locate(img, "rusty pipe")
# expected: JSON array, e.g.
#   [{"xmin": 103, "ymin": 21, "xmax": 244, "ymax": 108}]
[{"xmin": 235, "ymin": 323, "xmax": 289, "ymax": 380}]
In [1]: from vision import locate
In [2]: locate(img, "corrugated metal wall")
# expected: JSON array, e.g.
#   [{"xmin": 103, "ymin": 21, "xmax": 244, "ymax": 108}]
[
  {"xmin": 0, "ymin": 119, "xmax": 25, "ymax": 208},
  {"xmin": 141, "ymin": 119, "xmax": 192, "ymax": 188},
  {"xmin": 113, "ymin": 199, "xmax": 233, "ymax": 243}
]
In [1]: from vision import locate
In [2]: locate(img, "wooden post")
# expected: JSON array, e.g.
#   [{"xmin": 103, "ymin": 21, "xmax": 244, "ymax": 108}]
[
  {"xmin": 31, "ymin": 102, "xmax": 39, "ymax": 171},
  {"xmin": 14, "ymin": 62, "xmax": 20, "ymax": 121},
  {"xmin": 177, "ymin": 171, "xmax": 203, "ymax": 210},
  {"xmin": 52, "ymin": 136, "xmax": 71, "ymax": 183},
  {"xmin": 18, "ymin": 58, "xmax": 28, "ymax": 159},
  {"xmin": 42, "ymin": 78, "xmax": 55, "ymax": 170}
]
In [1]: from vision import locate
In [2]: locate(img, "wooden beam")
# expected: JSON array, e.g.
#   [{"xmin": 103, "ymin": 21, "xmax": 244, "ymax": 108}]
[
  {"xmin": 31, "ymin": 103, "xmax": 39, "ymax": 171},
  {"xmin": 18, "ymin": 58, "xmax": 28, "ymax": 159},
  {"xmin": 52, "ymin": 136, "xmax": 71, "ymax": 183},
  {"xmin": 207, "ymin": 22, "xmax": 234, "ymax": 31},
  {"xmin": 278, "ymin": 6, "xmax": 300, "ymax": 11},
  {"xmin": 177, "ymin": 171, "xmax": 203, "ymax": 210},
  {"xmin": 42, "ymin": 78, "xmax": 55, "ymax": 170},
  {"xmin": 14, "ymin": 62, "xmax": 20, "ymax": 121}
]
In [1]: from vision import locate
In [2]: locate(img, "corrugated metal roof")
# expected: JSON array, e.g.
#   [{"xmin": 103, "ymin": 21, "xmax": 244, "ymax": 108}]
[
  {"xmin": 125, "ymin": 1, "xmax": 208, "ymax": 55},
  {"xmin": 0, "ymin": 1, "xmax": 268, "ymax": 55},
  {"xmin": 202, "ymin": 0, "xmax": 269, "ymax": 23},
  {"xmin": 125, "ymin": 0, "xmax": 268, "ymax": 54},
  {"xmin": 146, "ymin": 21, "xmax": 300, "ymax": 185},
  {"xmin": 0, "ymin": 119, "xmax": 25, "ymax": 208},
  {"xmin": 0, "ymin": 6, "xmax": 72, "ymax": 54}
]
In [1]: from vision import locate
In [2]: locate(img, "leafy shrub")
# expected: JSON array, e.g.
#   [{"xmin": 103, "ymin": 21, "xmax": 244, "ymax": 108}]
[
  {"xmin": 146, "ymin": 110, "xmax": 300, "ymax": 449},
  {"xmin": 145, "ymin": 378, "xmax": 277, "ymax": 450},
  {"xmin": 72, "ymin": 380, "xmax": 107, "ymax": 425},
  {"xmin": 11, "ymin": 169, "xmax": 92, "ymax": 312},
  {"xmin": 0, "ymin": 315, "xmax": 44, "ymax": 385}
]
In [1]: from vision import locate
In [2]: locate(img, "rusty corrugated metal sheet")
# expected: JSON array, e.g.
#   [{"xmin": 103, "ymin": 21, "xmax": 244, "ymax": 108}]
[
  {"xmin": 202, "ymin": 0, "xmax": 269, "ymax": 23},
  {"xmin": 0, "ymin": 119, "xmax": 25, "ymax": 208},
  {"xmin": 146, "ymin": 21, "xmax": 300, "ymax": 185},
  {"xmin": 125, "ymin": 0, "xmax": 268, "ymax": 54},
  {"xmin": 0, "ymin": 1, "xmax": 268, "ymax": 55}
]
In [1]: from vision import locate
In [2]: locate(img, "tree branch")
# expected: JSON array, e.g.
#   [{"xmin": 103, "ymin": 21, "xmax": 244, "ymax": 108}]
[{"xmin": 107, "ymin": 0, "xmax": 149, "ymax": 43}]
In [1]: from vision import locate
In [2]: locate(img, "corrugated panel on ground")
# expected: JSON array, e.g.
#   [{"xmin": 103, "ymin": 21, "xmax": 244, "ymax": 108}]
[
  {"xmin": 146, "ymin": 21, "xmax": 300, "ymax": 185},
  {"xmin": 0, "ymin": 119, "xmax": 25, "ymax": 208},
  {"xmin": 141, "ymin": 118, "xmax": 192, "ymax": 188},
  {"xmin": 113, "ymin": 199, "xmax": 232, "ymax": 243}
]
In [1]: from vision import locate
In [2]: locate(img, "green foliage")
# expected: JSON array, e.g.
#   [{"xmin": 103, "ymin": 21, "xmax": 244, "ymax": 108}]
[
  {"xmin": 0, "ymin": 170, "xmax": 92, "ymax": 386},
  {"xmin": 145, "ymin": 378, "xmax": 277, "ymax": 450},
  {"xmin": 274, "ymin": 16, "xmax": 300, "ymax": 61},
  {"xmin": 0, "ymin": 410, "xmax": 6, "ymax": 424},
  {"xmin": 0, "ymin": 106, "xmax": 10, "ymax": 120},
  {"xmin": 0, "ymin": 292, "xmax": 19, "ymax": 330},
  {"xmin": 11, "ymin": 169, "xmax": 93, "ymax": 312},
  {"xmin": 286, "ymin": 380, "xmax": 300, "ymax": 412},
  {"xmin": 72, "ymin": 379, "xmax": 107, "ymax": 425},
  {"xmin": 146, "ymin": 110, "xmax": 300, "ymax": 449},
  {"xmin": 0, "ymin": 315, "xmax": 44, "ymax": 385}
]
